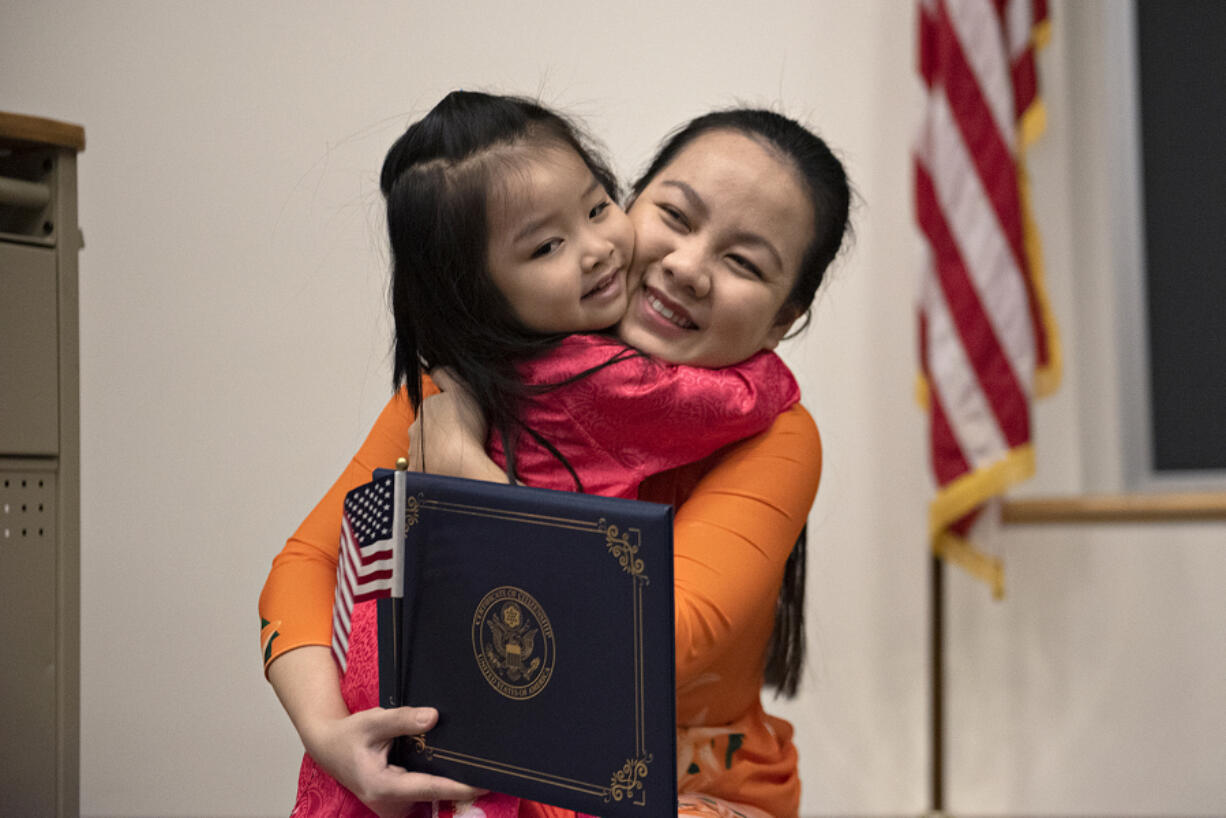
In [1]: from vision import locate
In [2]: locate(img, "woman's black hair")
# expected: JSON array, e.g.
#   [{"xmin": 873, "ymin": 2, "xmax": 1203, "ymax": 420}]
[
  {"xmin": 380, "ymin": 90, "xmax": 620, "ymax": 480},
  {"xmin": 632, "ymin": 109, "xmax": 852, "ymax": 698}
]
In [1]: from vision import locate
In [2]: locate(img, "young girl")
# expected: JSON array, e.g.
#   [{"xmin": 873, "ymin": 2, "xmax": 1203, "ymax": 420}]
[
  {"xmin": 264, "ymin": 94, "xmax": 850, "ymax": 818},
  {"xmin": 376, "ymin": 90, "xmax": 800, "ymax": 500}
]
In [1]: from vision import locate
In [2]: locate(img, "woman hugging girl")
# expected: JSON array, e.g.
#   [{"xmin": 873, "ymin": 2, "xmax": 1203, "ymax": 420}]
[{"xmin": 261, "ymin": 90, "xmax": 850, "ymax": 818}]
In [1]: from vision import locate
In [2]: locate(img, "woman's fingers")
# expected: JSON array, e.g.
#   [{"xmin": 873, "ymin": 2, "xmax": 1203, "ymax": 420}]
[
  {"xmin": 407, "ymin": 415, "xmax": 427, "ymax": 472},
  {"xmin": 347, "ymin": 707, "xmax": 485, "ymax": 815},
  {"xmin": 370, "ymin": 769, "xmax": 486, "ymax": 806},
  {"xmin": 427, "ymin": 370, "xmax": 482, "ymax": 432},
  {"xmin": 410, "ymin": 394, "xmax": 461, "ymax": 473},
  {"xmin": 357, "ymin": 705, "xmax": 437, "ymax": 741},
  {"xmin": 427, "ymin": 374, "xmax": 486, "ymax": 438},
  {"xmin": 414, "ymin": 373, "xmax": 502, "ymax": 481},
  {"xmin": 430, "ymin": 367, "xmax": 462, "ymax": 393}
]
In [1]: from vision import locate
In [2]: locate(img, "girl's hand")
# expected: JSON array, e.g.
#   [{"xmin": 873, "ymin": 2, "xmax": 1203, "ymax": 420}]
[{"xmin": 409, "ymin": 369, "xmax": 507, "ymax": 483}]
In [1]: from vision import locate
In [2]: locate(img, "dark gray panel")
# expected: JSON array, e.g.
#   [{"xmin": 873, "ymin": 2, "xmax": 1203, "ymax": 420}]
[
  {"xmin": 1137, "ymin": 0, "xmax": 1226, "ymax": 471},
  {"xmin": 0, "ymin": 241, "xmax": 59, "ymax": 454}
]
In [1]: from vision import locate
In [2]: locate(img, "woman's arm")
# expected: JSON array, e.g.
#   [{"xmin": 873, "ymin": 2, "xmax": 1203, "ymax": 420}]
[
  {"xmin": 260, "ymin": 381, "xmax": 483, "ymax": 812},
  {"xmin": 642, "ymin": 403, "xmax": 822, "ymax": 686},
  {"xmin": 259, "ymin": 387, "xmax": 421, "ymax": 669}
]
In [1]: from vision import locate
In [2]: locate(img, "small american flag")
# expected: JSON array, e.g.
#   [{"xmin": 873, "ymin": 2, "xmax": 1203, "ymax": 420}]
[{"xmin": 332, "ymin": 470, "xmax": 405, "ymax": 671}]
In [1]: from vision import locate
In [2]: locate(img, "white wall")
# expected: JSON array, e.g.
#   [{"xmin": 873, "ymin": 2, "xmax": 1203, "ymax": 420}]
[{"xmin": 0, "ymin": 2, "xmax": 1222, "ymax": 816}]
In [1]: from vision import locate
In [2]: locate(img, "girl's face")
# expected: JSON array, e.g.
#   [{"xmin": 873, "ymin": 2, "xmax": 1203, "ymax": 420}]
[
  {"xmin": 487, "ymin": 146, "xmax": 634, "ymax": 334},
  {"xmin": 618, "ymin": 130, "xmax": 814, "ymax": 367}
]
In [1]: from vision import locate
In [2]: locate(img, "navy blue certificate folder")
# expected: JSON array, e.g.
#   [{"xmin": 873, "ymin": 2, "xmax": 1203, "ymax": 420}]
[{"xmin": 362, "ymin": 469, "xmax": 677, "ymax": 816}]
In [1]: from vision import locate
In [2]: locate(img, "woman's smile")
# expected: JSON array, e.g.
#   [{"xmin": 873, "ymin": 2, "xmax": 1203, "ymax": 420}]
[
  {"xmin": 617, "ymin": 130, "xmax": 813, "ymax": 367},
  {"xmin": 642, "ymin": 285, "xmax": 698, "ymax": 330}
]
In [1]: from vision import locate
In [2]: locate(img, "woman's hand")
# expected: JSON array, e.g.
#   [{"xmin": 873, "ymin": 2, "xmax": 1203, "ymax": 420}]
[
  {"xmin": 268, "ymin": 646, "xmax": 483, "ymax": 817},
  {"xmin": 409, "ymin": 369, "xmax": 507, "ymax": 483},
  {"xmin": 302, "ymin": 705, "xmax": 484, "ymax": 817}
]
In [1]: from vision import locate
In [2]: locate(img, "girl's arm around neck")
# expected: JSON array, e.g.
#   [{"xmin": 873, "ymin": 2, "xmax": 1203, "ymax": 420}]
[{"xmin": 515, "ymin": 334, "xmax": 802, "ymax": 496}]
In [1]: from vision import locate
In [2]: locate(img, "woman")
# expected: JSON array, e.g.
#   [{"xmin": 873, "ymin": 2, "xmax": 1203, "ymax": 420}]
[{"xmin": 261, "ymin": 107, "xmax": 850, "ymax": 818}]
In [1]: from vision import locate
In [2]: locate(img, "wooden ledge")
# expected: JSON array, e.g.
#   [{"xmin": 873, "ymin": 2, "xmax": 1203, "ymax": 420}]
[
  {"xmin": 0, "ymin": 112, "xmax": 85, "ymax": 151},
  {"xmin": 1002, "ymin": 492, "xmax": 1226, "ymax": 524}
]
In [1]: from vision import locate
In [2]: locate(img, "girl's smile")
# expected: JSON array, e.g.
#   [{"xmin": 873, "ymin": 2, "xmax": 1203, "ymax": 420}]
[{"xmin": 581, "ymin": 268, "xmax": 624, "ymax": 302}]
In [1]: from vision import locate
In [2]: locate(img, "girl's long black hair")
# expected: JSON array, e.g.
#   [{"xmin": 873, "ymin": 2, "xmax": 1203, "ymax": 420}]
[
  {"xmin": 632, "ymin": 109, "xmax": 851, "ymax": 697},
  {"xmin": 380, "ymin": 91, "xmax": 619, "ymax": 480}
]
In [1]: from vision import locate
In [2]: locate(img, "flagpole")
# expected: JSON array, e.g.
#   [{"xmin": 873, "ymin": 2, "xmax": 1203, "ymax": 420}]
[
  {"xmin": 392, "ymin": 459, "xmax": 409, "ymax": 709},
  {"xmin": 929, "ymin": 553, "xmax": 945, "ymax": 816}
]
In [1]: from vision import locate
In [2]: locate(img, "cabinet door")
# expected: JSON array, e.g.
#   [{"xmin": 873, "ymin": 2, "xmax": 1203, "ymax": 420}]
[
  {"xmin": 0, "ymin": 241, "xmax": 59, "ymax": 455},
  {"xmin": 0, "ymin": 468, "xmax": 58, "ymax": 811}
]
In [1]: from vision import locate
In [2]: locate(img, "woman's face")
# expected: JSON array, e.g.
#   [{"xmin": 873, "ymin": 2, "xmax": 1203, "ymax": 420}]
[
  {"xmin": 617, "ymin": 130, "xmax": 814, "ymax": 367},
  {"xmin": 487, "ymin": 145, "xmax": 634, "ymax": 334}
]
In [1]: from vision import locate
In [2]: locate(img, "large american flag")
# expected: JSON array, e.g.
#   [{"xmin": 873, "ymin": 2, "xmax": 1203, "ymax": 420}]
[
  {"xmin": 332, "ymin": 470, "xmax": 405, "ymax": 671},
  {"xmin": 915, "ymin": 0, "xmax": 1059, "ymax": 595}
]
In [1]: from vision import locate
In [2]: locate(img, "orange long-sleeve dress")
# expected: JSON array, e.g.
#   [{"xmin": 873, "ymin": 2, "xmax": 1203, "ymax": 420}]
[{"xmin": 260, "ymin": 385, "xmax": 820, "ymax": 817}]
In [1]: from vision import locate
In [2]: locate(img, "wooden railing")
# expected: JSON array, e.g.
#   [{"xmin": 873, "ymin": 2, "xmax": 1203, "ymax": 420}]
[{"xmin": 1001, "ymin": 492, "xmax": 1226, "ymax": 524}]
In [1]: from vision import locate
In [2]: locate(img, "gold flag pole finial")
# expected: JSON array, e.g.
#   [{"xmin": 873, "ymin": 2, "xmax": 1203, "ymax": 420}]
[{"xmin": 396, "ymin": 457, "xmax": 409, "ymax": 471}]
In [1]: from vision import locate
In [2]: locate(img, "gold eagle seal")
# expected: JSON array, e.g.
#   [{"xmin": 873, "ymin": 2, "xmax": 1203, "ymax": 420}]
[{"xmin": 471, "ymin": 586, "xmax": 555, "ymax": 701}]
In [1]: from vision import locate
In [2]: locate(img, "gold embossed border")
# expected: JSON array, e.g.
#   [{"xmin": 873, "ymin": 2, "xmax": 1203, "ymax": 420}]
[{"xmin": 409, "ymin": 494, "xmax": 655, "ymax": 807}]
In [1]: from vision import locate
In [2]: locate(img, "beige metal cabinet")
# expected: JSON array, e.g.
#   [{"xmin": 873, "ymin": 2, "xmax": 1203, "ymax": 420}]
[{"xmin": 0, "ymin": 112, "xmax": 84, "ymax": 817}]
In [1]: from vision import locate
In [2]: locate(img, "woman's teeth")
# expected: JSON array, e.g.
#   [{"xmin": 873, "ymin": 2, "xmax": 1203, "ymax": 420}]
[{"xmin": 646, "ymin": 292, "xmax": 696, "ymax": 329}]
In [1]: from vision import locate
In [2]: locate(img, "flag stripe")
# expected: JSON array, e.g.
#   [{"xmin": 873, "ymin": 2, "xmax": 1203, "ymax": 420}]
[
  {"xmin": 924, "ymin": 90, "xmax": 1037, "ymax": 392},
  {"xmin": 1004, "ymin": 0, "xmax": 1032, "ymax": 58},
  {"xmin": 929, "ymin": 386, "xmax": 972, "ymax": 485},
  {"xmin": 916, "ymin": 159, "xmax": 1030, "ymax": 450},
  {"xmin": 341, "ymin": 518, "xmax": 395, "ymax": 582},
  {"xmin": 920, "ymin": 254, "xmax": 1010, "ymax": 469},
  {"xmin": 945, "ymin": 0, "xmax": 1015, "ymax": 153},
  {"xmin": 935, "ymin": 0, "xmax": 1028, "ymax": 274},
  {"xmin": 1011, "ymin": 50, "xmax": 1038, "ymax": 121}
]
